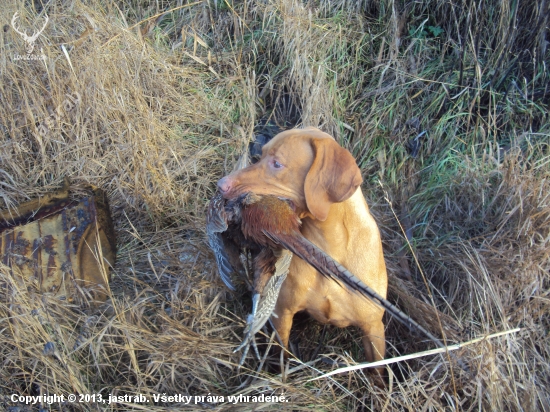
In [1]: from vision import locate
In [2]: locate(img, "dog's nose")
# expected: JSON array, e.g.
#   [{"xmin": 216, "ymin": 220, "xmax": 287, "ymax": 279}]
[{"xmin": 217, "ymin": 176, "xmax": 233, "ymax": 194}]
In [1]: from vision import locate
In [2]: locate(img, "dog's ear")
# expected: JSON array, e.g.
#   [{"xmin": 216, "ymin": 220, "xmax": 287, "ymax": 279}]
[{"xmin": 304, "ymin": 137, "xmax": 363, "ymax": 221}]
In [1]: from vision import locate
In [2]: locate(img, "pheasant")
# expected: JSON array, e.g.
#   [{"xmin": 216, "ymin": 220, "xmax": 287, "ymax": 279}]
[{"xmin": 207, "ymin": 192, "xmax": 448, "ymax": 366}]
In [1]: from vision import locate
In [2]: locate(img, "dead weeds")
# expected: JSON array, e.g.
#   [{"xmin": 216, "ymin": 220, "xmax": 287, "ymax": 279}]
[{"xmin": 0, "ymin": 0, "xmax": 548, "ymax": 411}]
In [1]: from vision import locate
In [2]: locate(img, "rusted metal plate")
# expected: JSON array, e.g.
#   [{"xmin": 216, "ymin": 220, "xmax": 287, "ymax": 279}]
[{"xmin": 0, "ymin": 184, "xmax": 116, "ymax": 301}]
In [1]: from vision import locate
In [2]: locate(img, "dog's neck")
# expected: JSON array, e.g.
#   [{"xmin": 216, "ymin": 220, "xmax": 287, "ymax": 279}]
[{"xmin": 299, "ymin": 189, "xmax": 371, "ymax": 251}]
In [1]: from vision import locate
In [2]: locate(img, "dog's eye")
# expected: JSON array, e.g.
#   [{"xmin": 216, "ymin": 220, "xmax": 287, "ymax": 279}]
[{"xmin": 271, "ymin": 160, "xmax": 284, "ymax": 169}]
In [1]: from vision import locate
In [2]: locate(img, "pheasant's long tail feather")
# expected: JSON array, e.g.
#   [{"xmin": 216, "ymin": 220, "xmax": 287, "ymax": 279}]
[
  {"xmin": 234, "ymin": 250, "xmax": 292, "ymax": 366},
  {"xmin": 263, "ymin": 230, "xmax": 445, "ymax": 349}
]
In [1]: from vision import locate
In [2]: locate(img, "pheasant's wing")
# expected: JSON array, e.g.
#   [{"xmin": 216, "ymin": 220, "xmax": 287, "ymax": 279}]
[
  {"xmin": 234, "ymin": 249, "xmax": 292, "ymax": 365},
  {"xmin": 206, "ymin": 193, "xmax": 236, "ymax": 291},
  {"xmin": 206, "ymin": 192, "xmax": 228, "ymax": 233},
  {"xmin": 262, "ymin": 230, "xmax": 446, "ymax": 349}
]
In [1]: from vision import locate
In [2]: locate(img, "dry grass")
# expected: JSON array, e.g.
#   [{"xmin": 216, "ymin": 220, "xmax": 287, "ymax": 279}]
[{"xmin": 0, "ymin": 0, "xmax": 549, "ymax": 411}]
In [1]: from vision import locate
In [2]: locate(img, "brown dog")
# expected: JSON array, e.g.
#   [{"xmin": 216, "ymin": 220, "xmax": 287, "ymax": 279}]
[{"xmin": 217, "ymin": 127, "xmax": 387, "ymax": 363}]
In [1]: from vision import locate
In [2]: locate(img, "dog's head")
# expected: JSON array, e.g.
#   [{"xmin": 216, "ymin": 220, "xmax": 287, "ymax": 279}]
[{"xmin": 217, "ymin": 127, "xmax": 362, "ymax": 221}]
